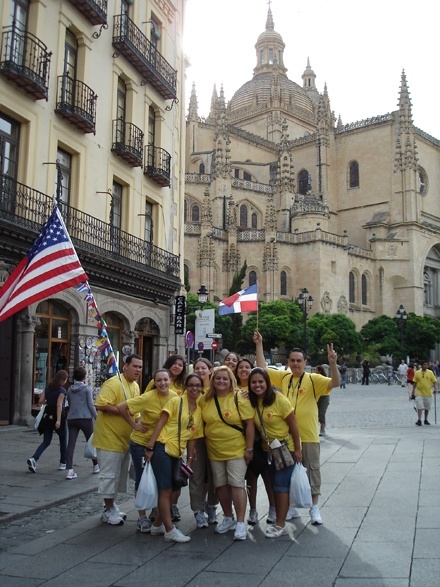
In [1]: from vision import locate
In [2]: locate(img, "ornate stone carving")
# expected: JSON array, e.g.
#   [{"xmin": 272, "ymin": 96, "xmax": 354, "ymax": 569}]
[
  {"xmin": 320, "ymin": 291, "xmax": 333, "ymax": 315},
  {"xmin": 337, "ymin": 295, "xmax": 348, "ymax": 315}
]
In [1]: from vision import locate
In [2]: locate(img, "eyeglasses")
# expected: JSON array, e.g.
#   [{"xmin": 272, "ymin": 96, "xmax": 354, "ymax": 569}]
[{"xmin": 187, "ymin": 383, "xmax": 202, "ymax": 388}]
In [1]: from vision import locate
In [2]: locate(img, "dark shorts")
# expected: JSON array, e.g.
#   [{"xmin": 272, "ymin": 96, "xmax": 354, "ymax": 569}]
[
  {"xmin": 267, "ymin": 452, "xmax": 295, "ymax": 493},
  {"xmin": 150, "ymin": 442, "xmax": 180, "ymax": 491}
]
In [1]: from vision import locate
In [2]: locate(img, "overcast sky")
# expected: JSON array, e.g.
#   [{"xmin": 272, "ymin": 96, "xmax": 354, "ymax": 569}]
[{"xmin": 183, "ymin": 0, "xmax": 439, "ymax": 139}]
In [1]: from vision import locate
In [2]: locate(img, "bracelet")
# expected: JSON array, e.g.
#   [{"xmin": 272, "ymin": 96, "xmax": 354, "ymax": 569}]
[
  {"xmin": 145, "ymin": 446, "xmax": 154, "ymax": 452},
  {"xmin": 246, "ymin": 448, "xmax": 254, "ymax": 453},
  {"xmin": 188, "ymin": 456, "xmax": 194, "ymax": 460}
]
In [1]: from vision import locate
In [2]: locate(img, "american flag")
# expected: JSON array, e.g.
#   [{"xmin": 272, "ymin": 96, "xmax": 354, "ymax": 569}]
[{"xmin": 0, "ymin": 206, "xmax": 88, "ymax": 323}]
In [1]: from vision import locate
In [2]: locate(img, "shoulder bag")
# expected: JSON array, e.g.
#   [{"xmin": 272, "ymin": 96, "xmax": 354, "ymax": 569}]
[{"xmin": 172, "ymin": 397, "xmax": 194, "ymax": 488}]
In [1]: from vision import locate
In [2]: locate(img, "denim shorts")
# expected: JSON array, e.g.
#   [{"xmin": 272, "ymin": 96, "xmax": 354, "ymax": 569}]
[
  {"xmin": 150, "ymin": 442, "xmax": 180, "ymax": 491},
  {"xmin": 267, "ymin": 453, "xmax": 295, "ymax": 493},
  {"xmin": 129, "ymin": 441, "xmax": 146, "ymax": 491}
]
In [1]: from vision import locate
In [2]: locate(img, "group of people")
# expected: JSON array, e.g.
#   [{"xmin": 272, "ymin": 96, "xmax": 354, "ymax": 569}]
[{"xmin": 28, "ymin": 339, "xmax": 342, "ymax": 543}]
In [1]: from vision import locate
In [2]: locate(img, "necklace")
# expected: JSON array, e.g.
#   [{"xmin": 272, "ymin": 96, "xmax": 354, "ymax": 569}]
[{"xmin": 157, "ymin": 391, "xmax": 169, "ymax": 409}]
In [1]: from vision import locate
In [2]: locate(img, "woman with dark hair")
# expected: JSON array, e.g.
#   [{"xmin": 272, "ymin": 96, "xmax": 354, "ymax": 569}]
[
  {"xmin": 117, "ymin": 369, "xmax": 177, "ymax": 534},
  {"xmin": 201, "ymin": 366, "xmax": 255, "ymax": 541},
  {"xmin": 144, "ymin": 373, "xmax": 204, "ymax": 543},
  {"xmin": 248, "ymin": 367, "xmax": 302, "ymax": 538},
  {"xmin": 235, "ymin": 358, "xmax": 276, "ymax": 526},
  {"xmin": 27, "ymin": 370, "xmax": 68, "ymax": 473},
  {"xmin": 65, "ymin": 366, "xmax": 99, "ymax": 480},
  {"xmin": 223, "ymin": 352, "xmax": 240, "ymax": 372}
]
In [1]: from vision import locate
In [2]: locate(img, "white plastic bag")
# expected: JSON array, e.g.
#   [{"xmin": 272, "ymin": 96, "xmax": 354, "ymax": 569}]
[
  {"xmin": 84, "ymin": 434, "xmax": 97, "ymax": 459},
  {"xmin": 135, "ymin": 463, "xmax": 158, "ymax": 510},
  {"xmin": 289, "ymin": 462, "xmax": 313, "ymax": 508},
  {"xmin": 33, "ymin": 405, "xmax": 46, "ymax": 430}
]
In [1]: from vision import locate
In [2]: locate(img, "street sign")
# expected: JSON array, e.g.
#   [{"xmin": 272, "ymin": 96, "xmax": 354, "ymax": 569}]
[
  {"xmin": 206, "ymin": 333, "xmax": 222, "ymax": 339},
  {"xmin": 197, "ymin": 342, "xmax": 204, "ymax": 351},
  {"xmin": 211, "ymin": 341, "xmax": 218, "ymax": 350},
  {"xmin": 185, "ymin": 331, "xmax": 194, "ymax": 348}
]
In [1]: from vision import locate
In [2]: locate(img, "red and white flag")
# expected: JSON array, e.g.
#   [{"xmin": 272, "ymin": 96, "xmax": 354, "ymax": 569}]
[
  {"xmin": 218, "ymin": 284, "xmax": 258, "ymax": 316},
  {"xmin": 0, "ymin": 205, "xmax": 88, "ymax": 322}
]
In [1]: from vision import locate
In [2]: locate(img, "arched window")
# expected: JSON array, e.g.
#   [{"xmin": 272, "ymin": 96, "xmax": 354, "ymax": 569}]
[
  {"xmin": 184, "ymin": 264, "xmax": 190, "ymax": 292},
  {"xmin": 361, "ymin": 274, "xmax": 368, "ymax": 305},
  {"xmin": 249, "ymin": 270, "xmax": 257, "ymax": 286},
  {"xmin": 349, "ymin": 271, "xmax": 355, "ymax": 303},
  {"xmin": 298, "ymin": 169, "xmax": 309, "ymax": 195},
  {"xmin": 199, "ymin": 162, "xmax": 205, "ymax": 174},
  {"xmin": 239, "ymin": 204, "xmax": 248, "ymax": 228},
  {"xmin": 349, "ymin": 161, "xmax": 359, "ymax": 188},
  {"xmin": 191, "ymin": 205, "xmax": 200, "ymax": 222},
  {"xmin": 280, "ymin": 271, "xmax": 287, "ymax": 295},
  {"xmin": 184, "ymin": 200, "xmax": 188, "ymax": 222},
  {"xmin": 243, "ymin": 171, "xmax": 252, "ymax": 181},
  {"xmin": 251, "ymin": 213, "xmax": 257, "ymax": 229}
]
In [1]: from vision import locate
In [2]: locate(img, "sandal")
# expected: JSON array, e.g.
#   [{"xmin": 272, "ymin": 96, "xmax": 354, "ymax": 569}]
[{"xmin": 265, "ymin": 524, "xmax": 287, "ymax": 539}]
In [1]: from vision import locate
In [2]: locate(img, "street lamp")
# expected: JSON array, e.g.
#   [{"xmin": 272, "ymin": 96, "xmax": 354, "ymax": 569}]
[
  {"xmin": 197, "ymin": 284, "xmax": 209, "ymax": 309},
  {"xmin": 297, "ymin": 287, "xmax": 313, "ymax": 356},
  {"xmin": 396, "ymin": 304, "xmax": 407, "ymax": 359}
]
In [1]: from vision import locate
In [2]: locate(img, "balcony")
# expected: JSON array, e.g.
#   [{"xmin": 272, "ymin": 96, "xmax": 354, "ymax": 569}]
[
  {"xmin": 0, "ymin": 27, "xmax": 51, "ymax": 100},
  {"xmin": 111, "ymin": 119, "xmax": 143, "ymax": 167},
  {"xmin": 69, "ymin": 0, "xmax": 107, "ymax": 26},
  {"xmin": 112, "ymin": 14, "xmax": 177, "ymax": 100},
  {"xmin": 144, "ymin": 145, "xmax": 171, "ymax": 187},
  {"xmin": 0, "ymin": 172, "xmax": 180, "ymax": 301},
  {"xmin": 55, "ymin": 74, "xmax": 97, "ymax": 134}
]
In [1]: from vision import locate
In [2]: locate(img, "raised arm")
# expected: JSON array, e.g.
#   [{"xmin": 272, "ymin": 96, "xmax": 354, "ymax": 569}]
[
  {"xmin": 253, "ymin": 331, "xmax": 267, "ymax": 368},
  {"xmin": 326, "ymin": 343, "xmax": 341, "ymax": 390}
]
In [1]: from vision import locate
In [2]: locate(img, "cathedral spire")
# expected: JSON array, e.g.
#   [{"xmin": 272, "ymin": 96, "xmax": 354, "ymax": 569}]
[
  {"xmin": 188, "ymin": 82, "xmax": 198, "ymax": 122},
  {"xmin": 253, "ymin": 5, "xmax": 287, "ymax": 77},
  {"xmin": 394, "ymin": 70, "xmax": 417, "ymax": 171},
  {"xmin": 398, "ymin": 70, "xmax": 413, "ymax": 135},
  {"xmin": 207, "ymin": 84, "xmax": 218, "ymax": 122}
]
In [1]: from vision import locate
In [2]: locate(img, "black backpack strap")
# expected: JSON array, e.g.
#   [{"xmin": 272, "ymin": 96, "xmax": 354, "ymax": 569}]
[{"xmin": 214, "ymin": 394, "xmax": 245, "ymax": 435}]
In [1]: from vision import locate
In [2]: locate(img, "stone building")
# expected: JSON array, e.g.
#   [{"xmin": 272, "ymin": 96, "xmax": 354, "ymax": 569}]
[
  {"xmin": 0, "ymin": 0, "xmax": 185, "ymax": 425},
  {"xmin": 184, "ymin": 8, "xmax": 440, "ymax": 338}
]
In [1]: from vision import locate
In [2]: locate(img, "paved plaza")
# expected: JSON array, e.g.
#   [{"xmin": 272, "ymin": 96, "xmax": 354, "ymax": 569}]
[{"xmin": 0, "ymin": 382, "xmax": 439, "ymax": 586}]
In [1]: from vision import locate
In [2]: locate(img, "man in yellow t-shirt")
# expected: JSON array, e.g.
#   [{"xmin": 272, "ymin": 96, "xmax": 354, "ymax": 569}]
[
  {"xmin": 254, "ymin": 332, "xmax": 340, "ymax": 526},
  {"xmin": 412, "ymin": 361, "xmax": 436, "ymax": 426},
  {"xmin": 93, "ymin": 354, "xmax": 142, "ymax": 525}
]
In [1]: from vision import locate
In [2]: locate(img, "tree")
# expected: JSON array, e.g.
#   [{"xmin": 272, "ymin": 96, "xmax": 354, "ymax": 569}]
[
  {"xmin": 228, "ymin": 261, "xmax": 248, "ymax": 349},
  {"xmin": 305, "ymin": 313, "xmax": 363, "ymax": 362},
  {"xmin": 360, "ymin": 315, "xmax": 399, "ymax": 357}
]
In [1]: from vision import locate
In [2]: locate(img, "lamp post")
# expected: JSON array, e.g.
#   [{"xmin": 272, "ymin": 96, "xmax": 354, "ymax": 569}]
[
  {"xmin": 297, "ymin": 287, "xmax": 313, "ymax": 356},
  {"xmin": 396, "ymin": 304, "xmax": 407, "ymax": 360},
  {"xmin": 197, "ymin": 284, "xmax": 208, "ymax": 309}
]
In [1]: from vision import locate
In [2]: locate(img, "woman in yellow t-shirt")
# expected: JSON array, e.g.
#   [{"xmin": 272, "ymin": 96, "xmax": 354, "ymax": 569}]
[
  {"xmin": 117, "ymin": 369, "xmax": 177, "ymax": 533},
  {"xmin": 144, "ymin": 354, "xmax": 187, "ymax": 396},
  {"xmin": 248, "ymin": 367, "xmax": 302, "ymax": 539},
  {"xmin": 223, "ymin": 352, "xmax": 240, "ymax": 372},
  {"xmin": 235, "ymin": 358, "xmax": 276, "ymax": 526},
  {"xmin": 201, "ymin": 366, "xmax": 255, "ymax": 541},
  {"xmin": 144, "ymin": 374, "xmax": 204, "ymax": 543}
]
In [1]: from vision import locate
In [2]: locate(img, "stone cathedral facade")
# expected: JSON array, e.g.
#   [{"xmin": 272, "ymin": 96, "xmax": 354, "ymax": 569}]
[{"xmin": 183, "ymin": 7, "xmax": 440, "ymax": 331}]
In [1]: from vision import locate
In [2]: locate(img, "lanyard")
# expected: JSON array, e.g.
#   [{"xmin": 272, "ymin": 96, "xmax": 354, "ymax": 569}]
[{"xmin": 287, "ymin": 372, "xmax": 305, "ymax": 414}]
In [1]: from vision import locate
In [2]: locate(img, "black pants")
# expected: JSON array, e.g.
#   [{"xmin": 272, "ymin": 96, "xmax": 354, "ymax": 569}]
[{"xmin": 66, "ymin": 418, "xmax": 97, "ymax": 469}]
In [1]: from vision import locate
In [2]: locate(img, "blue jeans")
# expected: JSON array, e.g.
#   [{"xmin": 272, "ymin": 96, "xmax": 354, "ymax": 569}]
[
  {"xmin": 33, "ymin": 421, "xmax": 67, "ymax": 464},
  {"xmin": 129, "ymin": 440, "xmax": 146, "ymax": 491}
]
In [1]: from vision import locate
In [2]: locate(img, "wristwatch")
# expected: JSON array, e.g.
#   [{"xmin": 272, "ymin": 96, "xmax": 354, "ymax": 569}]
[
  {"xmin": 246, "ymin": 448, "xmax": 254, "ymax": 453},
  {"xmin": 145, "ymin": 446, "xmax": 154, "ymax": 452}
]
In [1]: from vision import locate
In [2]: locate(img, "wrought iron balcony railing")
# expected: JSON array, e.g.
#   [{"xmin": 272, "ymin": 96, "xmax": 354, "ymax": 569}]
[
  {"xmin": 0, "ymin": 27, "xmax": 51, "ymax": 100},
  {"xmin": 69, "ymin": 0, "xmax": 107, "ymax": 26},
  {"xmin": 144, "ymin": 145, "xmax": 171, "ymax": 187},
  {"xmin": 0, "ymin": 172, "xmax": 179, "ymax": 277},
  {"xmin": 55, "ymin": 74, "xmax": 97, "ymax": 134},
  {"xmin": 111, "ymin": 119, "xmax": 143, "ymax": 167},
  {"xmin": 112, "ymin": 14, "xmax": 177, "ymax": 100}
]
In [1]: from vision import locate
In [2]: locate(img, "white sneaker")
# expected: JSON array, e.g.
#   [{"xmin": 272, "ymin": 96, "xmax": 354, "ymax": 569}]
[
  {"xmin": 266, "ymin": 507, "xmax": 276, "ymax": 524},
  {"xmin": 58, "ymin": 463, "xmax": 66, "ymax": 470},
  {"xmin": 194, "ymin": 510, "xmax": 208, "ymax": 528},
  {"xmin": 102, "ymin": 507, "xmax": 124, "ymax": 526},
  {"xmin": 309, "ymin": 505, "xmax": 323, "ymax": 525},
  {"xmin": 150, "ymin": 523, "xmax": 166, "ymax": 535},
  {"xmin": 93, "ymin": 464, "xmax": 100, "ymax": 474},
  {"xmin": 286, "ymin": 506, "xmax": 301, "ymax": 520},
  {"xmin": 265, "ymin": 524, "xmax": 288, "ymax": 539},
  {"xmin": 27, "ymin": 458, "xmax": 37, "ymax": 473},
  {"xmin": 215, "ymin": 516, "xmax": 237, "ymax": 534},
  {"xmin": 233, "ymin": 521, "xmax": 247, "ymax": 541},
  {"xmin": 164, "ymin": 526, "xmax": 191, "ymax": 543},
  {"xmin": 66, "ymin": 469, "xmax": 77, "ymax": 480},
  {"xmin": 113, "ymin": 504, "xmax": 127, "ymax": 520}
]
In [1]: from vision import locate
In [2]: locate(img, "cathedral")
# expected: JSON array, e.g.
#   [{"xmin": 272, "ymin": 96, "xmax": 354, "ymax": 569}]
[{"xmin": 183, "ymin": 7, "xmax": 440, "ymax": 331}]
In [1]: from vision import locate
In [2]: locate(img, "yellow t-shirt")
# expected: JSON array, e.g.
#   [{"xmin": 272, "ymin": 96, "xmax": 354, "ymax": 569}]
[
  {"xmin": 413, "ymin": 369, "xmax": 436, "ymax": 396},
  {"xmin": 157, "ymin": 395, "xmax": 203, "ymax": 457},
  {"xmin": 267, "ymin": 370, "xmax": 330, "ymax": 443},
  {"xmin": 126, "ymin": 389, "xmax": 177, "ymax": 446},
  {"xmin": 201, "ymin": 392, "xmax": 255, "ymax": 461},
  {"xmin": 254, "ymin": 391, "xmax": 296, "ymax": 451},
  {"xmin": 144, "ymin": 378, "xmax": 185, "ymax": 396},
  {"xmin": 93, "ymin": 374, "xmax": 140, "ymax": 452}
]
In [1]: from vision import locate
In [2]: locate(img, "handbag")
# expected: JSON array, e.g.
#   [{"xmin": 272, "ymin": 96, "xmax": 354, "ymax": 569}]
[
  {"xmin": 172, "ymin": 398, "xmax": 194, "ymax": 489},
  {"xmin": 289, "ymin": 462, "xmax": 312, "ymax": 508},
  {"xmin": 84, "ymin": 434, "xmax": 97, "ymax": 459},
  {"xmin": 33, "ymin": 404, "xmax": 46, "ymax": 431},
  {"xmin": 271, "ymin": 442, "xmax": 294, "ymax": 471},
  {"xmin": 135, "ymin": 463, "xmax": 158, "ymax": 510}
]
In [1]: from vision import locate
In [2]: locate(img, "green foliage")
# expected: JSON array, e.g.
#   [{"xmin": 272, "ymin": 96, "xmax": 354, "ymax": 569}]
[
  {"xmin": 360, "ymin": 315, "xmax": 399, "ymax": 356},
  {"xmin": 229, "ymin": 261, "xmax": 247, "ymax": 350},
  {"xmin": 305, "ymin": 313, "xmax": 363, "ymax": 362}
]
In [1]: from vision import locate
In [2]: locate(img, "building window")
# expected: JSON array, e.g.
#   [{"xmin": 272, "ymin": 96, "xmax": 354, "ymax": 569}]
[
  {"xmin": 349, "ymin": 271, "xmax": 355, "ymax": 303},
  {"xmin": 191, "ymin": 205, "xmax": 200, "ymax": 222},
  {"xmin": 349, "ymin": 161, "xmax": 359, "ymax": 188},
  {"xmin": 243, "ymin": 171, "xmax": 252, "ymax": 181},
  {"xmin": 148, "ymin": 105, "xmax": 155, "ymax": 147},
  {"xmin": 424, "ymin": 271, "xmax": 432, "ymax": 305},
  {"xmin": 249, "ymin": 270, "xmax": 257, "ymax": 286},
  {"xmin": 280, "ymin": 271, "xmax": 287, "ymax": 295},
  {"xmin": 240, "ymin": 204, "xmax": 248, "ymax": 228},
  {"xmin": 0, "ymin": 112, "xmax": 20, "ymax": 179},
  {"xmin": 56, "ymin": 148, "xmax": 71, "ymax": 207},
  {"xmin": 144, "ymin": 201, "xmax": 153, "ymax": 243},
  {"xmin": 298, "ymin": 169, "xmax": 310, "ymax": 195},
  {"xmin": 184, "ymin": 199, "xmax": 188, "ymax": 222},
  {"xmin": 199, "ymin": 162, "xmax": 205, "ymax": 174},
  {"xmin": 184, "ymin": 264, "xmax": 190, "ymax": 292},
  {"xmin": 361, "ymin": 274, "xmax": 368, "ymax": 305},
  {"xmin": 268, "ymin": 48, "xmax": 274, "ymax": 64},
  {"xmin": 111, "ymin": 181, "xmax": 122, "ymax": 252},
  {"xmin": 418, "ymin": 167, "xmax": 428, "ymax": 196},
  {"xmin": 251, "ymin": 213, "xmax": 257, "ymax": 229},
  {"xmin": 234, "ymin": 168, "xmax": 240, "ymax": 178}
]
